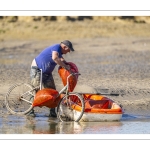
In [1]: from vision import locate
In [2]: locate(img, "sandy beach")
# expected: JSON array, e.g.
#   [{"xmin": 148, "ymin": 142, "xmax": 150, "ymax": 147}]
[{"xmin": 0, "ymin": 17, "xmax": 150, "ymax": 134}]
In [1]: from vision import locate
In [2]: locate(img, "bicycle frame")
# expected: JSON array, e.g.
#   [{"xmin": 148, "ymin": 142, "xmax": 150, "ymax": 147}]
[
  {"xmin": 58, "ymin": 72, "xmax": 80, "ymax": 96},
  {"xmin": 39, "ymin": 69, "xmax": 80, "ymax": 97},
  {"xmin": 5, "ymin": 64, "xmax": 83, "ymax": 118},
  {"xmin": 40, "ymin": 69, "xmax": 43, "ymax": 90}
]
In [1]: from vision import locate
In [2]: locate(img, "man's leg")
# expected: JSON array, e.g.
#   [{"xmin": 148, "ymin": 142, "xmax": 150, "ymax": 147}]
[
  {"xmin": 30, "ymin": 66, "xmax": 41, "ymax": 88},
  {"xmin": 43, "ymin": 73, "xmax": 57, "ymax": 117},
  {"xmin": 27, "ymin": 66, "xmax": 41, "ymax": 117}
]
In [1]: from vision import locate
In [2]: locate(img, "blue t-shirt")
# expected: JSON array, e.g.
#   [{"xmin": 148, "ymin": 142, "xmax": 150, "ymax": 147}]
[{"xmin": 35, "ymin": 44, "xmax": 62, "ymax": 74}]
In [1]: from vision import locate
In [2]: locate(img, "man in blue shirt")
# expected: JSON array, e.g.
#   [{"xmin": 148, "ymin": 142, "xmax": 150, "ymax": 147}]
[{"xmin": 29, "ymin": 40, "xmax": 75, "ymax": 117}]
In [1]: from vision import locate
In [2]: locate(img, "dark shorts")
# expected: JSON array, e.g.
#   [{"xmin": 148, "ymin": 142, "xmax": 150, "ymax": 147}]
[{"xmin": 30, "ymin": 66, "xmax": 56, "ymax": 89}]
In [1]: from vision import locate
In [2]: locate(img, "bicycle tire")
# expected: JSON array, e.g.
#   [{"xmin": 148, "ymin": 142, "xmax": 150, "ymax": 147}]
[
  {"xmin": 5, "ymin": 83, "xmax": 36, "ymax": 115},
  {"xmin": 57, "ymin": 92, "xmax": 85, "ymax": 122}
]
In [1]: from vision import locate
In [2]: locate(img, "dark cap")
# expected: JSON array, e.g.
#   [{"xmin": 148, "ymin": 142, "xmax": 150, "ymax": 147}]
[{"xmin": 61, "ymin": 40, "xmax": 75, "ymax": 51}]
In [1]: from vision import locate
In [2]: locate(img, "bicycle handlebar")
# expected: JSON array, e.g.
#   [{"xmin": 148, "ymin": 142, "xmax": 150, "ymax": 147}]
[
  {"xmin": 66, "ymin": 72, "xmax": 80, "ymax": 89},
  {"xmin": 71, "ymin": 72, "xmax": 81, "ymax": 76},
  {"xmin": 58, "ymin": 72, "xmax": 81, "ymax": 94},
  {"xmin": 67, "ymin": 72, "xmax": 80, "ymax": 81}
]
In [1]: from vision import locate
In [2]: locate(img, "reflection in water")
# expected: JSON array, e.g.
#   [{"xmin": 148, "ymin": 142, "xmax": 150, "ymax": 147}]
[
  {"xmin": 79, "ymin": 121, "xmax": 123, "ymax": 134},
  {"xmin": 25, "ymin": 116, "xmax": 122, "ymax": 134},
  {"xmin": 1, "ymin": 112, "xmax": 150, "ymax": 134},
  {"xmin": 26, "ymin": 116, "xmax": 84, "ymax": 134},
  {"xmin": 0, "ymin": 114, "xmax": 33, "ymax": 134},
  {"xmin": 25, "ymin": 116, "xmax": 59, "ymax": 134},
  {"xmin": 57, "ymin": 122, "xmax": 84, "ymax": 134}
]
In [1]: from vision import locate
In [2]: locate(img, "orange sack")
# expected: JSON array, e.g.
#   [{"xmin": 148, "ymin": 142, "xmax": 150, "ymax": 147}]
[
  {"xmin": 58, "ymin": 62, "xmax": 79, "ymax": 92},
  {"xmin": 32, "ymin": 88, "xmax": 61, "ymax": 108}
]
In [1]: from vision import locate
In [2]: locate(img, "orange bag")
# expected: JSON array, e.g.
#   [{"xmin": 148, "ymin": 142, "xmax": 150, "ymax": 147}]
[
  {"xmin": 58, "ymin": 62, "xmax": 79, "ymax": 92},
  {"xmin": 32, "ymin": 88, "xmax": 61, "ymax": 108}
]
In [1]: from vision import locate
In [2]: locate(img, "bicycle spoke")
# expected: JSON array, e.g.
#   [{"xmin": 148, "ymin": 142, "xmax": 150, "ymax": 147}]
[
  {"xmin": 5, "ymin": 83, "xmax": 36, "ymax": 115},
  {"xmin": 57, "ymin": 93, "xmax": 84, "ymax": 122},
  {"xmin": 20, "ymin": 97, "xmax": 33, "ymax": 104}
]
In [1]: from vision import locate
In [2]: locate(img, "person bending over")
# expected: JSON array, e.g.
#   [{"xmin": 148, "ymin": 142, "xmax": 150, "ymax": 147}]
[{"xmin": 29, "ymin": 40, "xmax": 75, "ymax": 117}]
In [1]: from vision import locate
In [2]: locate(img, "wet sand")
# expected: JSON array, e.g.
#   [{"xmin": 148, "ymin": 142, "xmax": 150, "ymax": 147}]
[
  {"xmin": 1, "ymin": 37, "xmax": 150, "ymax": 134},
  {"xmin": 1, "ymin": 20, "xmax": 150, "ymax": 134}
]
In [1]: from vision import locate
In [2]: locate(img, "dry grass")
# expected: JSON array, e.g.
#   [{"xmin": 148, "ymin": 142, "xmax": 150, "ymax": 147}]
[{"xmin": 0, "ymin": 20, "xmax": 150, "ymax": 41}]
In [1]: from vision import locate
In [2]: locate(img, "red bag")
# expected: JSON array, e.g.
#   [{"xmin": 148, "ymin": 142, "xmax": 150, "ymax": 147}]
[
  {"xmin": 32, "ymin": 88, "xmax": 61, "ymax": 108},
  {"xmin": 58, "ymin": 62, "xmax": 79, "ymax": 92}
]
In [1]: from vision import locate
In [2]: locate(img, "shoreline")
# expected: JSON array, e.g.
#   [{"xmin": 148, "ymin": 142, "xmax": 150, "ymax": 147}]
[{"xmin": 1, "ymin": 36, "xmax": 150, "ymax": 116}]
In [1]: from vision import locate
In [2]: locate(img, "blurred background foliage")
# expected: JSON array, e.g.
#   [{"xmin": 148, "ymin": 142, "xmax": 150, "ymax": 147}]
[{"xmin": 0, "ymin": 16, "xmax": 150, "ymax": 41}]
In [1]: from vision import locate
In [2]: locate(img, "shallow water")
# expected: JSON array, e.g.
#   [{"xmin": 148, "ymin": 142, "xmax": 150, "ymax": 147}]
[{"xmin": 1, "ymin": 111, "xmax": 150, "ymax": 134}]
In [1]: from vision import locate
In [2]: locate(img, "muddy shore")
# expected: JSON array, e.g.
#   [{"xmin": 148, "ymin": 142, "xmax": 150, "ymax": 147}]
[{"xmin": 1, "ymin": 19, "xmax": 150, "ymax": 117}]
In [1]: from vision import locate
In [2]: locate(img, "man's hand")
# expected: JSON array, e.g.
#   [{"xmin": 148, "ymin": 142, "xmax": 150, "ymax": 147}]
[
  {"xmin": 65, "ymin": 65, "xmax": 71, "ymax": 71},
  {"xmin": 63, "ymin": 65, "xmax": 74, "ymax": 74}
]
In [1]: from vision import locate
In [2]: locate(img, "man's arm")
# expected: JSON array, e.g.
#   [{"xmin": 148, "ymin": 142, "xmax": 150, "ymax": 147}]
[
  {"xmin": 52, "ymin": 51, "xmax": 70, "ymax": 71},
  {"xmin": 60, "ymin": 56, "xmax": 67, "ymax": 63}
]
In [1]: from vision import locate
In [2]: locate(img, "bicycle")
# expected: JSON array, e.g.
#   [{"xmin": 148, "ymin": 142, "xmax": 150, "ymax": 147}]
[{"xmin": 5, "ymin": 69, "xmax": 85, "ymax": 122}]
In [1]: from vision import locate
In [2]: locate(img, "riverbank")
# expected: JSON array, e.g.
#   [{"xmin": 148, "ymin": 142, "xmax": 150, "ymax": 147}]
[{"xmin": 0, "ymin": 18, "xmax": 150, "ymax": 133}]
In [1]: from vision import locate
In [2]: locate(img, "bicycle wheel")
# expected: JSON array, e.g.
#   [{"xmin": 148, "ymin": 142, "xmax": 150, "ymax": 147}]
[
  {"xmin": 5, "ymin": 83, "xmax": 36, "ymax": 115},
  {"xmin": 57, "ymin": 92, "xmax": 85, "ymax": 122}
]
